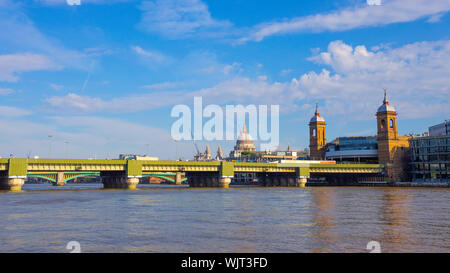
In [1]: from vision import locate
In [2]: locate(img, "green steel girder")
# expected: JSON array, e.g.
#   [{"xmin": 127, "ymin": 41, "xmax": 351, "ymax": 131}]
[
  {"xmin": 142, "ymin": 172, "xmax": 188, "ymax": 183},
  {"xmin": 2, "ymin": 159, "xmax": 384, "ymax": 178},
  {"xmin": 28, "ymin": 172, "xmax": 100, "ymax": 182}
]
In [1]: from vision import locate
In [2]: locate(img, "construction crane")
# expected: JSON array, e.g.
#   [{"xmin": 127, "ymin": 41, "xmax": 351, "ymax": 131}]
[{"xmin": 190, "ymin": 130, "xmax": 201, "ymax": 160}]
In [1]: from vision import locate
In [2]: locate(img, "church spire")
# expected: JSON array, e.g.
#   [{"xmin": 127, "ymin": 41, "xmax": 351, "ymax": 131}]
[
  {"xmin": 383, "ymin": 88, "xmax": 389, "ymax": 105},
  {"xmin": 315, "ymin": 102, "xmax": 320, "ymax": 116},
  {"xmin": 216, "ymin": 145, "xmax": 223, "ymax": 160}
]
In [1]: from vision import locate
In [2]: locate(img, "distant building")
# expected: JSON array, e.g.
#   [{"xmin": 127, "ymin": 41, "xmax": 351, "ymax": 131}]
[
  {"xmin": 376, "ymin": 90, "xmax": 411, "ymax": 182},
  {"xmin": 227, "ymin": 124, "xmax": 308, "ymax": 184},
  {"xmin": 119, "ymin": 154, "xmax": 159, "ymax": 160},
  {"xmin": 310, "ymin": 89, "xmax": 412, "ymax": 182},
  {"xmin": 429, "ymin": 120, "xmax": 449, "ymax": 137},
  {"xmin": 228, "ymin": 123, "xmax": 256, "ymax": 159},
  {"xmin": 325, "ymin": 136, "xmax": 378, "ymax": 163},
  {"xmin": 227, "ymin": 124, "xmax": 307, "ymax": 162},
  {"xmin": 409, "ymin": 120, "xmax": 450, "ymax": 183},
  {"xmin": 194, "ymin": 144, "xmax": 213, "ymax": 161},
  {"xmin": 309, "ymin": 103, "xmax": 326, "ymax": 160},
  {"xmin": 409, "ymin": 135, "xmax": 449, "ymax": 182},
  {"xmin": 216, "ymin": 145, "xmax": 224, "ymax": 161}
]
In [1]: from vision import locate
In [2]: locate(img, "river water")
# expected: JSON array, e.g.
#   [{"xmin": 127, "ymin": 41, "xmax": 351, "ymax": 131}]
[{"xmin": 0, "ymin": 184, "xmax": 449, "ymax": 253}]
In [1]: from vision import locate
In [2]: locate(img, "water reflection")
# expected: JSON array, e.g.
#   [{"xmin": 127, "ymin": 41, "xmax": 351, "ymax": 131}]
[
  {"xmin": 0, "ymin": 185, "xmax": 448, "ymax": 252},
  {"xmin": 309, "ymin": 189, "xmax": 336, "ymax": 252},
  {"xmin": 380, "ymin": 189, "xmax": 414, "ymax": 252}
]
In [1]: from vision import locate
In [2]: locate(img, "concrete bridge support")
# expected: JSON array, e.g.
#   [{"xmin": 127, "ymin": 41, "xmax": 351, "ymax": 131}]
[
  {"xmin": 258, "ymin": 173, "xmax": 300, "ymax": 187},
  {"xmin": 101, "ymin": 172, "xmax": 140, "ymax": 189},
  {"xmin": 219, "ymin": 177, "xmax": 232, "ymax": 188},
  {"xmin": 0, "ymin": 176, "xmax": 25, "ymax": 191},
  {"xmin": 296, "ymin": 177, "xmax": 308, "ymax": 188},
  {"xmin": 175, "ymin": 172, "xmax": 182, "ymax": 185},
  {"xmin": 187, "ymin": 172, "xmax": 219, "ymax": 187},
  {"xmin": 52, "ymin": 172, "xmax": 65, "ymax": 187},
  {"xmin": 186, "ymin": 172, "xmax": 232, "ymax": 188}
]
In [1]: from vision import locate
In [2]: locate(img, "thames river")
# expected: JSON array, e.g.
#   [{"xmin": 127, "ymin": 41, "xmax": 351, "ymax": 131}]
[{"xmin": 0, "ymin": 184, "xmax": 449, "ymax": 253}]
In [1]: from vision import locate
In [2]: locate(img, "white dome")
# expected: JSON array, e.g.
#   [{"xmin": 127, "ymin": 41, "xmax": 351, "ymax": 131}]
[
  {"xmin": 239, "ymin": 132, "xmax": 253, "ymax": 141},
  {"xmin": 310, "ymin": 115, "xmax": 325, "ymax": 123},
  {"xmin": 377, "ymin": 103, "xmax": 396, "ymax": 113},
  {"xmin": 377, "ymin": 89, "xmax": 396, "ymax": 113}
]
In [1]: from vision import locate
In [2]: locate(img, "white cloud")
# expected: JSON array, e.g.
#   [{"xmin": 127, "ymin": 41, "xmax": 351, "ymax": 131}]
[
  {"xmin": 0, "ymin": 53, "xmax": 58, "ymax": 82},
  {"xmin": 0, "ymin": 2, "xmax": 91, "ymax": 71},
  {"xmin": 299, "ymin": 40, "xmax": 450, "ymax": 119},
  {"xmin": 49, "ymin": 83, "xmax": 64, "ymax": 91},
  {"xmin": 36, "ymin": 0, "xmax": 133, "ymax": 5},
  {"xmin": 239, "ymin": 0, "xmax": 450, "ymax": 43},
  {"xmin": 0, "ymin": 106, "xmax": 31, "ymax": 117},
  {"xmin": 45, "ymin": 76, "xmax": 306, "ymax": 114},
  {"xmin": 45, "ymin": 91, "xmax": 189, "ymax": 113},
  {"xmin": 280, "ymin": 69, "xmax": 292, "ymax": 76},
  {"xmin": 222, "ymin": 62, "xmax": 242, "ymax": 75},
  {"xmin": 0, "ymin": 116, "xmax": 192, "ymax": 160},
  {"xmin": 131, "ymin": 45, "xmax": 173, "ymax": 64},
  {"xmin": 138, "ymin": 0, "xmax": 232, "ymax": 39},
  {"xmin": 44, "ymin": 39, "xmax": 450, "ymax": 120},
  {"xmin": 141, "ymin": 81, "xmax": 183, "ymax": 90},
  {"xmin": 0, "ymin": 87, "xmax": 14, "ymax": 95}
]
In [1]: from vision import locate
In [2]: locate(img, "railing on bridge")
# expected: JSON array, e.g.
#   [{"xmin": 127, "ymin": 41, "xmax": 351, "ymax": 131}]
[{"xmin": 0, "ymin": 158, "xmax": 384, "ymax": 191}]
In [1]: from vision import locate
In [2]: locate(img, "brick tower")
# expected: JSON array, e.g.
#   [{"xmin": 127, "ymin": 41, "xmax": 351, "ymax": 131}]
[
  {"xmin": 376, "ymin": 89, "xmax": 410, "ymax": 182},
  {"xmin": 309, "ymin": 103, "xmax": 327, "ymax": 160}
]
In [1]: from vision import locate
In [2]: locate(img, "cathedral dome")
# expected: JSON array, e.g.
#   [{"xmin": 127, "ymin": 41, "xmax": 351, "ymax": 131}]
[{"xmin": 234, "ymin": 123, "xmax": 256, "ymax": 152}]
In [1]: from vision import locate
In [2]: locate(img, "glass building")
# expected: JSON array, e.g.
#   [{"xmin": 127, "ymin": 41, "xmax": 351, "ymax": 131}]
[
  {"xmin": 409, "ymin": 135, "xmax": 450, "ymax": 182},
  {"xmin": 325, "ymin": 136, "xmax": 379, "ymax": 163}
]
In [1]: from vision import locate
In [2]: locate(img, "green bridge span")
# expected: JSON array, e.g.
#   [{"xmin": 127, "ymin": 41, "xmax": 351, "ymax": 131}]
[{"xmin": 0, "ymin": 158, "xmax": 384, "ymax": 191}]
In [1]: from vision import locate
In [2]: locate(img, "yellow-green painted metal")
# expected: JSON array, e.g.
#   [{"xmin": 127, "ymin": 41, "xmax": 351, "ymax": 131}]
[
  {"xmin": 142, "ymin": 172, "xmax": 187, "ymax": 182},
  {"xmin": 2, "ymin": 158, "xmax": 384, "ymax": 176},
  {"xmin": 295, "ymin": 167, "xmax": 310, "ymax": 177},
  {"xmin": 219, "ymin": 161, "xmax": 234, "ymax": 177},
  {"xmin": 8, "ymin": 158, "xmax": 28, "ymax": 176},
  {"xmin": 127, "ymin": 160, "xmax": 143, "ymax": 177},
  {"xmin": 28, "ymin": 171, "xmax": 100, "ymax": 182}
]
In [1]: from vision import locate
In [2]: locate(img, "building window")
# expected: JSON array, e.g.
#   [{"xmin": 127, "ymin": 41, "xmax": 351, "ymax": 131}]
[
  {"xmin": 381, "ymin": 119, "xmax": 386, "ymax": 129},
  {"xmin": 389, "ymin": 119, "xmax": 394, "ymax": 128}
]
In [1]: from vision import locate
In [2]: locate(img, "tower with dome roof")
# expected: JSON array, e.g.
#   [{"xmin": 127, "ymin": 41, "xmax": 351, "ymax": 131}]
[
  {"xmin": 309, "ymin": 103, "xmax": 327, "ymax": 160},
  {"xmin": 376, "ymin": 88, "xmax": 411, "ymax": 182}
]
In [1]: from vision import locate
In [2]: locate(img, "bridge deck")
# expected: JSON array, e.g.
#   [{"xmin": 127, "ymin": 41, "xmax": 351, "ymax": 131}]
[{"xmin": 0, "ymin": 158, "xmax": 383, "ymax": 176}]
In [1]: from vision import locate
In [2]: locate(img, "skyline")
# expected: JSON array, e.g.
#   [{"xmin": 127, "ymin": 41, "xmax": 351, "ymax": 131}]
[{"xmin": 0, "ymin": 0, "xmax": 449, "ymax": 159}]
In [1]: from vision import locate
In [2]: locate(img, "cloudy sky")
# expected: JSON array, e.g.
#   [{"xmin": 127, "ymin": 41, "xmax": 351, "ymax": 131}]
[{"xmin": 0, "ymin": 0, "xmax": 449, "ymax": 159}]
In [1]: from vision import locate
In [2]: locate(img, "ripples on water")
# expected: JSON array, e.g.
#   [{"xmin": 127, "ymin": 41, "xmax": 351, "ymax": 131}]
[{"xmin": 0, "ymin": 184, "xmax": 449, "ymax": 253}]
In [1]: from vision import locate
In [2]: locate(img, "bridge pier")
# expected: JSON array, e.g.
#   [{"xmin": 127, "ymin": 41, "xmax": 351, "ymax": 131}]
[
  {"xmin": 175, "ymin": 172, "xmax": 182, "ymax": 185},
  {"xmin": 258, "ymin": 173, "xmax": 307, "ymax": 187},
  {"xmin": 186, "ymin": 172, "xmax": 231, "ymax": 188},
  {"xmin": 52, "ymin": 172, "xmax": 65, "ymax": 187},
  {"xmin": 296, "ymin": 177, "xmax": 308, "ymax": 188},
  {"xmin": 219, "ymin": 177, "xmax": 232, "ymax": 188},
  {"xmin": 101, "ymin": 172, "xmax": 140, "ymax": 189},
  {"xmin": 0, "ymin": 176, "xmax": 26, "ymax": 191}
]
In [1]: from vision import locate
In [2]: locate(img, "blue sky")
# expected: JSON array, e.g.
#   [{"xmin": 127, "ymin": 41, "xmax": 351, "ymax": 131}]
[{"xmin": 0, "ymin": 0, "xmax": 449, "ymax": 159}]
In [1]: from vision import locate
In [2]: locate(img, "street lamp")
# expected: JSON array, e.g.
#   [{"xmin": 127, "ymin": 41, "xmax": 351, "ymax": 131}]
[
  {"xmin": 106, "ymin": 137, "xmax": 110, "ymax": 159},
  {"xmin": 48, "ymin": 135, "xmax": 53, "ymax": 158},
  {"xmin": 145, "ymin": 144, "xmax": 150, "ymax": 156},
  {"xmin": 174, "ymin": 140, "xmax": 179, "ymax": 160},
  {"xmin": 64, "ymin": 141, "xmax": 70, "ymax": 158}
]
